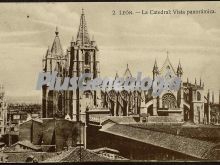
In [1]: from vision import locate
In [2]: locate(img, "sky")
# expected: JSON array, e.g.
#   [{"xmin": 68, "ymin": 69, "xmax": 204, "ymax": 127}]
[{"xmin": 0, "ymin": 2, "xmax": 220, "ymax": 103}]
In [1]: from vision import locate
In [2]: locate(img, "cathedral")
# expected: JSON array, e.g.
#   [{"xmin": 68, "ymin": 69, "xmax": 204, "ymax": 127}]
[
  {"xmin": 42, "ymin": 9, "xmax": 100, "ymax": 122},
  {"xmin": 41, "ymin": 9, "xmax": 211, "ymax": 125}
]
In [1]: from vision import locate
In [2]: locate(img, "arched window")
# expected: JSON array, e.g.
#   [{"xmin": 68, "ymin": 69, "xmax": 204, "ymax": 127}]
[
  {"xmin": 162, "ymin": 93, "xmax": 177, "ymax": 109},
  {"xmin": 85, "ymin": 52, "xmax": 90, "ymax": 65},
  {"xmin": 197, "ymin": 91, "xmax": 201, "ymax": 101}
]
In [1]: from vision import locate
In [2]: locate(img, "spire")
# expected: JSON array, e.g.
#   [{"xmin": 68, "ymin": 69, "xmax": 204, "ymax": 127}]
[
  {"xmin": 200, "ymin": 77, "xmax": 202, "ymax": 86},
  {"xmin": 115, "ymin": 71, "xmax": 119, "ymax": 80},
  {"xmin": 76, "ymin": 9, "xmax": 90, "ymax": 45},
  {"xmin": 123, "ymin": 64, "xmax": 132, "ymax": 78},
  {"xmin": 177, "ymin": 59, "xmax": 183, "ymax": 77},
  {"xmin": 45, "ymin": 46, "xmax": 51, "ymax": 58},
  {"xmin": 195, "ymin": 78, "xmax": 197, "ymax": 85},
  {"xmin": 153, "ymin": 59, "xmax": 159, "ymax": 74},
  {"xmin": 51, "ymin": 27, "xmax": 63, "ymax": 57},
  {"xmin": 153, "ymin": 59, "xmax": 158, "ymax": 68}
]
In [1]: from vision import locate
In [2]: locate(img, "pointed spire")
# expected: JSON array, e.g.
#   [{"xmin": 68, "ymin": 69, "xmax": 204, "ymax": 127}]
[
  {"xmin": 124, "ymin": 64, "xmax": 132, "ymax": 78},
  {"xmin": 153, "ymin": 59, "xmax": 158, "ymax": 68},
  {"xmin": 177, "ymin": 59, "xmax": 183, "ymax": 77},
  {"xmin": 200, "ymin": 77, "xmax": 202, "ymax": 86},
  {"xmin": 153, "ymin": 59, "xmax": 159, "ymax": 73},
  {"xmin": 45, "ymin": 46, "xmax": 51, "ymax": 57},
  {"xmin": 115, "ymin": 71, "xmax": 119, "ymax": 79},
  {"xmin": 51, "ymin": 27, "xmax": 63, "ymax": 57},
  {"xmin": 76, "ymin": 9, "xmax": 90, "ymax": 45},
  {"xmin": 153, "ymin": 59, "xmax": 159, "ymax": 79},
  {"xmin": 195, "ymin": 78, "xmax": 197, "ymax": 85}
]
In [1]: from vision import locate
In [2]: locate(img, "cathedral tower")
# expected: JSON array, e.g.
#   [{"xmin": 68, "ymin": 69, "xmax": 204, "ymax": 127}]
[
  {"xmin": 42, "ymin": 27, "xmax": 66, "ymax": 118},
  {"xmin": 69, "ymin": 9, "xmax": 99, "ymax": 121}
]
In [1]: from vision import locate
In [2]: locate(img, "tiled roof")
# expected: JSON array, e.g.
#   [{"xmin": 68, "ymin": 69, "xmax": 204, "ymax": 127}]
[
  {"xmin": 44, "ymin": 147, "xmax": 110, "ymax": 162},
  {"xmin": 6, "ymin": 152, "xmax": 57, "ymax": 163},
  {"xmin": 100, "ymin": 124, "xmax": 218, "ymax": 159},
  {"xmin": 129, "ymin": 123, "xmax": 220, "ymax": 143},
  {"xmin": 4, "ymin": 140, "xmax": 41, "ymax": 152},
  {"xmin": 18, "ymin": 141, "xmax": 41, "ymax": 150}
]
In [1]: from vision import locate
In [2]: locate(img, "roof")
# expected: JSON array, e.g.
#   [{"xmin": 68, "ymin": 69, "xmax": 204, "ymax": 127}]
[
  {"xmin": 182, "ymin": 82, "xmax": 203, "ymax": 90},
  {"xmin": 100, "ymin": 123, "xmax": 218, "ymax": 159},
  {"xmin": 20, "ymin": 118, "xmax": 43, "ymax": 125},
  {"xmin": 4, "ymin": 140, "xmax": 41, "ymax": 152},
  {"xmin": 76, "ymin": 9, "xmax": 91, "ymax": 46},
  {"xmin": 90, "ymin": 147, "xmax": 119, "ymax": 154},
  {"xmin": 6, "ymin": 152, "xmax": 57, "ymax": 163},
  {"xmin": 44, "ymin": 147, "xmax": 110, "ymax": 162},
  {"xmin": 159, "ymin": 55, "xmax": 176, "ymax": 76},
  {"xmin": 16, "ymin": 141, "xmax": 41, "ymax": 151},
  {"xmin": 51, "ymin": 27, "xmax": 63, "ymax": 57},
  {"xmin": 101, "ymin": 116, "xmax": 140, "ymax": 125}
]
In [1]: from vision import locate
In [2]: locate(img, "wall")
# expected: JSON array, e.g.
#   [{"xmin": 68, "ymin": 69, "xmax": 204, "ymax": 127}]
[{"xmin": 19, "ymin": 120, "xmax": 42, "ymax": 145}]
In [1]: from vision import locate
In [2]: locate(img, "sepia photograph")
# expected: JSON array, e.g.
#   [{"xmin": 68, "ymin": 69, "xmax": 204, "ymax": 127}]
[{"xmin": 0, "ymin": 1, "xmax": 219, "ymax": 163}]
